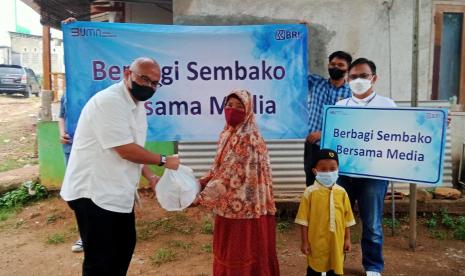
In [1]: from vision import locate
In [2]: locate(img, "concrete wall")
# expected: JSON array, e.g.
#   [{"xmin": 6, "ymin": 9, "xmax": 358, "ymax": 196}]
[
  {"xmin": 10, "ymin": 32, "xmax": 64, "ymax": 76},
  {"xmin": 125, "ymin": 2, "xmax": 173, "ymax": 24},
  {"xmin": 172, "ymin": 0, "xmax": 442, "ymax": 102}
]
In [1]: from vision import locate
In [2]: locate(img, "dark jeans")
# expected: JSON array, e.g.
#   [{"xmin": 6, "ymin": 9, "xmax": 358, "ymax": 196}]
[
  {"xmin": 338, "ymin": 176, "xmax": 389, "ymax": 273},
  {"xmin": 68, "ymin": 198, "xmax": 136, "ymax": 276},
  {"xmin": 304, "ymin": 141, "xmax": 320, "ymax": 186},
  {"xmin": 306, "ymin": 266, "xmax": 338, "ymax": 276}
]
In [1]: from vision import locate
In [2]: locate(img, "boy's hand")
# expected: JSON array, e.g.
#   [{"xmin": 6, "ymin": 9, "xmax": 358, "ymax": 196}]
[
  {"xmin": 301, "ymin": 242, "xmax": 310, "ymax": 255},
  {"xmin": 343, "ymin": 238, "xmax": 351, "ymax": 252}
]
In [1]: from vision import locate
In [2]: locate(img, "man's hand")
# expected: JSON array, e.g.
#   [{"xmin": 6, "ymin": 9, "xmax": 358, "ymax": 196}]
[
  {"xmin": 301, "ymin": 242, "xmax": 310, "ymax": 255},
  {"xmin": 306, "ymin": 131, "xmax": 321, "ymax": 144},
  {"xmin": 60, "ymin": 132, "xmax": 71, "ymax": 144},
  {"xmin": 165, "ymin": 155, "xmax": 180, "ymax": 170},
  {"xmin": 62, "ymin": 17, "xmax": 77, "ymax": 24}
]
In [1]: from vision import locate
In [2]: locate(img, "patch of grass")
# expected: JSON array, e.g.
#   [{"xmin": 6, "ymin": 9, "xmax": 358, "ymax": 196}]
[
  {"xmin": 277, "ymin": 221, "xmax": 292, "ymax": 233},
  {"xmin": 151, "ymin": 248, "xmax": 177, "ymax": 266},
  {"xmin": 46, "ymin": 233, "xmax": 66, "ymax": 244},
  {"xmin": 453, "ymin": 225, "xmax": 465, "ymax": 240},
  {"xmin": 425, "ymin": 216, "xmax": 438, "ymax": 229},
  {"xmin": 430, "ymin": 230, "xmax": 446, "ymax": 240},
  {"xmin": 201, "ymin": 243, "xmax": 212, "ymax": 253},
  {"xmin": 46, "ymin": 214, "xmax": 63, "ymax": 224},
  {"xmin": 456, "ymin": 216, "xmax": 465, "ymax": 227},
  {"xmin": 137, "ymin": 215, "xmax": 195, "ymax": 241},
  {"xmin": 169, "ymin": 240, "xmax": 192, "ymax": 250},
  {"xmin": 200, "ymin": 220, "xmax": 213, "ymax": 234},
  {"xmin": 383, "ymin": 218, "xmax": 400, "ymax": 229},
  {"xmin": 0, "ymin": 208, "xmax": 17, "ymax": 222},
  {"xmin": 441, "ymin": 211, "xmax": 455, "ymax": 229}
]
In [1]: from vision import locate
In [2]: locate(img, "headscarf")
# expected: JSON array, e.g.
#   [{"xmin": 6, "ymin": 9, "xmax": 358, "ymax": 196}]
[{"xmin": 199, "ymin": 89, "xmax": 276, "ymax": 219}]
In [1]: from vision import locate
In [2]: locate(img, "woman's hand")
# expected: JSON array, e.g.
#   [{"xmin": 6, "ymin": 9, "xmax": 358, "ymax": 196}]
[
  {"xmin": 148, "ymin": 175, "xmax": 160, "ymax": 192},
  {"xmin": 189, "ymin": 196, "xmax": 200, "ymax": 207}
]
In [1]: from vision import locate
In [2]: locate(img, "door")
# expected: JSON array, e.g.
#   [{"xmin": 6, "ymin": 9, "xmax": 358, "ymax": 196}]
[{"xmin": 432, "ymin": 4, "xmax": 465, "ymax": 106}]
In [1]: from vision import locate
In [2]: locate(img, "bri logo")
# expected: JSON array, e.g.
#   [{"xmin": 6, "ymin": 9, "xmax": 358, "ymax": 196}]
[
  {"xmin": 70, "ymin": 28, "xmax": 116, "ymax": 38},
  {"xmin": 275, "ymin": 30, "xmax": 301, "ymax": 40}
]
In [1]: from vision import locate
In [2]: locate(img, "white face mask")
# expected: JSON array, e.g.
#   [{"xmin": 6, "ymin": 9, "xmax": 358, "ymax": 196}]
[
  {"xmin": 315, "ymin": 170, "xmax": 339, "ymax": 187},
  {"xmin": 349, "ymin": 78, "xmax": 372, "ymax": 95}
]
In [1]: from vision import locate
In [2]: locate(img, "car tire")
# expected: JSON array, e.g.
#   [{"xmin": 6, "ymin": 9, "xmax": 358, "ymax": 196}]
[{"xmin": 23, "ymin": 86, "xmax": 31, "ymax": 98}]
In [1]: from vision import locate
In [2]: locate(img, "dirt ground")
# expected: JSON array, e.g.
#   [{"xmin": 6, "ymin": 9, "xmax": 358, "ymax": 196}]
[
  {"xmin": 1, "ymin": 94, "xmax": 465, "ymax": 276},
  {"xmin": 0, "ymin": 94, "xmax": 40, "ymax": 173},
  {"xmin": 0, "ymin": 191, "xmax": 464, "ymax": 276}
]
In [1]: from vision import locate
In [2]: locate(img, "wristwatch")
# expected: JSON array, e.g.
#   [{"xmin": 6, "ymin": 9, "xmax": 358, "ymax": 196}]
[{"xmin": 158, "ymin": 154, "xmax": 167, "ymax": 166}]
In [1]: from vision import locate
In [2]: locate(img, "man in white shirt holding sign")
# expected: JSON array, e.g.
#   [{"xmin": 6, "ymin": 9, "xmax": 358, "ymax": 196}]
[
  {"xmin": 335, "ymin": 58, "xmax": 394, "ymax": 276},
  {"xmin": 60, "ymin": 57, "xmax": 179, "ymax": 276}
]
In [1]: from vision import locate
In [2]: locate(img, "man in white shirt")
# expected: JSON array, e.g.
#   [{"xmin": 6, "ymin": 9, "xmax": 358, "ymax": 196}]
[
  {"xmin": 60, "ymin": 57, "xmax": 179, "ymax": 276},
  {"xmin": 335, "ymin": 58, "xmax": 394, "ymax": 276}
]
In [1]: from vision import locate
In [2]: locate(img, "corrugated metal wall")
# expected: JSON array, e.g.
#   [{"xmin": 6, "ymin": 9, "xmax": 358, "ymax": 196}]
[
  {"xmin": 178, "ymin": 139, "xmax": 306, "ymax": 196},
  {"xmin": 179, "ymin": 135, "xmax": 453, "ymax": 196}
]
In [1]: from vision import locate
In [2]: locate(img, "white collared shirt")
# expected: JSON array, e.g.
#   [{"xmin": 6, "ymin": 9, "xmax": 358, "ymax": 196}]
[
  {"xmin": 336, "ymin": 92, "xmax": 396, "ymax": 107},
  {"xmin": 60, "ymin": 81, "xmax": 147, "ymax": 213}
]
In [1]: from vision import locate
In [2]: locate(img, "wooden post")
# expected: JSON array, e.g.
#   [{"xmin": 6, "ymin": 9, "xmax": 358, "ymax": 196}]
[
  {"xmin": 409, "ymin": 0, "xmax": 420, "ymax": 250},
  {"xmin": 42, "ymin": 25, "xmax": 51, "ymax": 91}
]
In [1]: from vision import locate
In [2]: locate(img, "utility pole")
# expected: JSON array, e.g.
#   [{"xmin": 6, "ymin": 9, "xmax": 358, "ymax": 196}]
[{"xmin": 409, "ymin": 0, "xmax": 420, "ymax": 250}]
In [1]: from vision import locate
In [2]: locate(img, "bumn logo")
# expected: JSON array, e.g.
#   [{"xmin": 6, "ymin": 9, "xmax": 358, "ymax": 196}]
[
  {"xmin": 275, "ymin": 30, "xmax": 301, "ymax": 40},
  {"xmin": 70, "ymin": 28, "xmax": 116, "ymax": 38}
]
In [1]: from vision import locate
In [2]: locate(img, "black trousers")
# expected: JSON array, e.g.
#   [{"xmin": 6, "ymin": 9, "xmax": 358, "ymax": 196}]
[
  {"xmin": 307, "ymin": 266, "xmax": 338, "ymax": 276},
  {"xmin": 68, "ymin": 198, "xmax": 136, "ymax": 276},
  {"xmin": 304, "ymin": 141, "xmax": 320, "ymax": 186}
]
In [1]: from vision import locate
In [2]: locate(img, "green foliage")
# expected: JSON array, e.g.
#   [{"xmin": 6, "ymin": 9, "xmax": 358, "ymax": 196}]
[
  {"xmin": 441, "ymin": 211, "xmax": 455, "ymax": 229},
  {"xmin": 425, "ymin": 213, "xmax": 438, "ymax": 229},
  {"xmin": 456, "ymin": 216, "xmax": 465, "ymax": 227},
  {"xmin": 46, "ymin": 233, "xmax": 66, "ymax": 244},
  {"xmin": 169, "ymin": 240, "xmax": 192, "ymax": 250},
  {"xmin": 277, "ymin": 221, "xmax": 292, "ymax": 233},
  {"xmin": 383, "ymin": 218, "xmax": 400, "ymax": 229},
  {"xmin": 151, "ymin": 248, "xmax": 177, "ymax": 266},
  {"xmin": 453, "ymin": 226, "xmax": 465, "ymax": 240},
  {"xmin": 0, "ymin": 181, "xmax": 48, "ymax": 209},
  {"xmin": 430, "ymin": 230, "xmax": 446, "ymax": 240},
  {"xmin": 201, "ymin": 243, "xmax": 212, "ymax": 253},
  {"xmin": 201, "ymin": 220, "xmax": 213, "ymax": 234}
]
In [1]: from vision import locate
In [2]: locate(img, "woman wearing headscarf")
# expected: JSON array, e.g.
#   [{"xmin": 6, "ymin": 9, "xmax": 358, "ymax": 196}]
[{"xmin": 193, "ymin": 89, "xmax": 280, "ymax": 276}]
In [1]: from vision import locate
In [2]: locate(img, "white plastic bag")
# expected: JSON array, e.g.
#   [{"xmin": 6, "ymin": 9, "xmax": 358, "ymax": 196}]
[{"xmin": 155, "ymin": 165, "xmax": 200, "ymax": 211}]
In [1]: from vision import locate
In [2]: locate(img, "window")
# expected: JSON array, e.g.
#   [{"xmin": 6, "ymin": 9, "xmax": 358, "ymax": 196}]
[{"xmin": 432, "ymin": 4, "xmax": 465, "ymax": 106}]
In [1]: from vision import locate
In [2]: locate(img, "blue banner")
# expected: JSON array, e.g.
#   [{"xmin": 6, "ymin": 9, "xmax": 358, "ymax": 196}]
[
  {"xmin": 321, "ymin": 106, "xmax": 447, "ymax": 185},
  {"xmin": 62, "ymin": 22, "xmax": 308, "ymax": 141}
]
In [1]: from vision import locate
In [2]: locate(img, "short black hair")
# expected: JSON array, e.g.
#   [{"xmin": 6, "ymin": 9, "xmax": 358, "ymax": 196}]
[
  {"xmin": 349, "ymin": 58, "xmax": 377, "ymax": 75},
  {"xmin": 328, "ymin": 51, "xmax": 352, "ymax": 66}
]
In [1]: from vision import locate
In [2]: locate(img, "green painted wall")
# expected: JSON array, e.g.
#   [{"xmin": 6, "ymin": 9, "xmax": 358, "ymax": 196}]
[{"xmin": 38, "ymin": 121, "xmax": 175, "ymax": 190}]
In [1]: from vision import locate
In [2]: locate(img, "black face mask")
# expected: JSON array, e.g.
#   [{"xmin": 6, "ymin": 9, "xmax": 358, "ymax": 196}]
[
  {"xmin": 328, "ymin": 67, "xmax": 346, "ymax": 80},
  {"xmin": 129, "ymin": 80, "xmax": 155, "ymax": 101}
]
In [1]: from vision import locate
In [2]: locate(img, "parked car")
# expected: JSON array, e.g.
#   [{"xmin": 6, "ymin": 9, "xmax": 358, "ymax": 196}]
[{"xmin": 0, "ymin": 64, "xmax": 41, "ymax": 98}]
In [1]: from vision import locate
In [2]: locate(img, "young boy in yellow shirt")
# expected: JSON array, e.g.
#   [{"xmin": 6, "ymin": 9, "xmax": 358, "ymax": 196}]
[{"xmin": 295, "ymin": 149, "xmax": 355, "ymax": 276}]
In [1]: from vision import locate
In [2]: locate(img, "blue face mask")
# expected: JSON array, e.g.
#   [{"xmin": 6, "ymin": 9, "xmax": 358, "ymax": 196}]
[{"xmin": 315, "ymin": 171, "xmax": 339, "ymax": 187}]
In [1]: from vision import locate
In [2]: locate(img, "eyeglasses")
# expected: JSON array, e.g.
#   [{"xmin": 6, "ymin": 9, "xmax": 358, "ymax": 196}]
[
  {"xmin": 131, "ymin": 71, "xmax": 163, "ymax": 89},
  {"xmin": 348, "ymin": 73, "xmax": 373, "ymax": 80}
]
